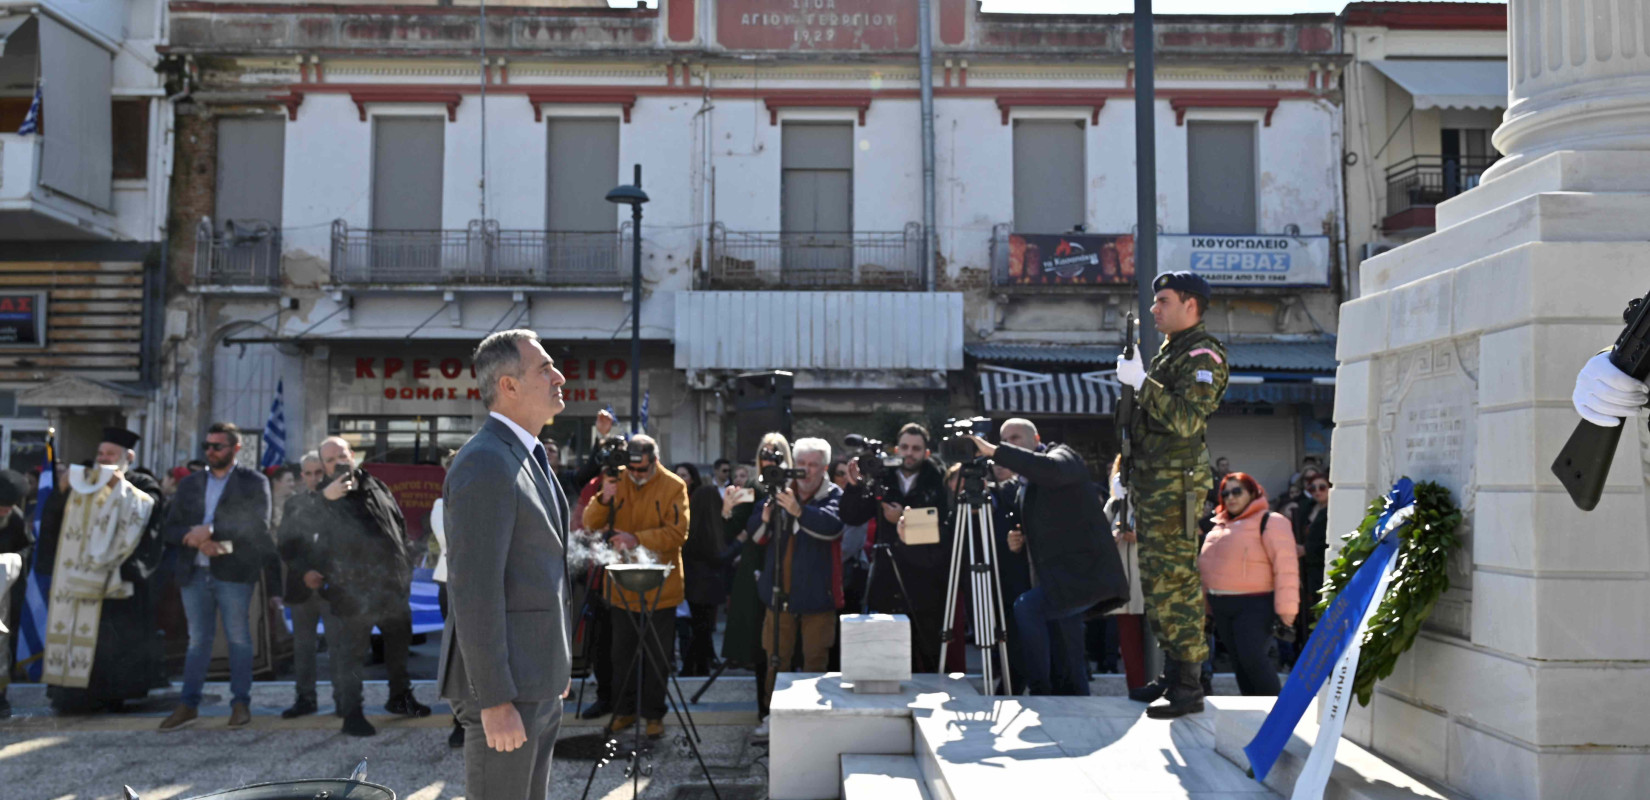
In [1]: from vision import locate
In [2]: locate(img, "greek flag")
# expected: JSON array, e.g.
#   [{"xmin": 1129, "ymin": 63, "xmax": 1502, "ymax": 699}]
[
  {"xmin": 1243, "ymin": 478, "xmax": 1417, "ymax": 796},
  {"xmin": 261, "ymin": 380, "xmax": 287, "ymax": 469},
  {"xmin": 16, "ymin": 86, "xmax": 39, "ymax": 135},
  {"xmin": 638, "ymin": 390, "xmax": 650, "ymax": 432},
  {"xmin": 15, "ymin": 434, "xmax": 55, "ymax": 681}
]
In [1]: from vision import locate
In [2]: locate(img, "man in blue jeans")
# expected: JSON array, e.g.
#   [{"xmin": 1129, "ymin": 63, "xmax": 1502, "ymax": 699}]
[
  {"xmin": 966, "ymin": 419, "xmax": 1129, "ymax": 696},
  {"xmin": 159, "ymin": 422, "xmax": 273, "ymax": 731}
]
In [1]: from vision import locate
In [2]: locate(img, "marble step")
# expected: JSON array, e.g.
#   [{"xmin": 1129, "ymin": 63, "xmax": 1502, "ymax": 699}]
[
  {"xmin": 1359, "ymin": 191, "xmax": 1650, "ymax": 296},
  {"xmin": 911, "ymin": 695, "xmax": 1277, "ymax": 800},
  {"xmin": 842, "ymin": 755, "xmax": 932, "ymax": 800},
  {"xmin": 1436, "ymin": 150, "xmax": 1650, "ymax": 230},
  {"xmin": 1206, "ymin": 697, "xmax": 1466, "ymax": 800}
]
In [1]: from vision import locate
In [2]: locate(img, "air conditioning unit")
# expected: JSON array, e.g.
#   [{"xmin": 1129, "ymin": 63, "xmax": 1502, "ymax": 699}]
[{"xmin": 1361, "ymin": 241, "xmax": 1397, "ymax": 260}]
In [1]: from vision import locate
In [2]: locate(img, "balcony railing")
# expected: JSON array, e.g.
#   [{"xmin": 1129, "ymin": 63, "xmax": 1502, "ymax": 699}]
[
  {"xmin": 707, "ymin": 223, "xmax": 924, "ymax": 290},
  {"xmin": 329, "ymin": 220, "xmax": 626, "ymax": 286},
  {"xmin": 1385, "ymin": 155, "xmax": 1499, "ymax": 218},
  {"xmin": 195, "ymin": 217, "xmax": 281, "ymax": 287}
]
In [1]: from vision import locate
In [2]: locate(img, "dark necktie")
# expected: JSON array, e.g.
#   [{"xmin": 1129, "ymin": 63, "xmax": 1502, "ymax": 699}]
[{"xmin": 533, "ymin": 444, "xmax": 551, "ymax": 482}]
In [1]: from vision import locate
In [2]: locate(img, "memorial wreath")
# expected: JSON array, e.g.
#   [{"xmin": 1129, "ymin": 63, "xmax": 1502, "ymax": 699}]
[{"xmin": 1314, "ymin": 479, "xmax": 1463, "ymax": 706}]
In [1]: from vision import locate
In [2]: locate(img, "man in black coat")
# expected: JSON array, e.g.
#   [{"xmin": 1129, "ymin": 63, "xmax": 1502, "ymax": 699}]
[
  {"xmin": 840, "ymin": 423, "xmax": 952, "ymax": 674},
  {"xmin": 968, "ymin": 419, "xmax": 1128, "ymax": 696},
  {"xmin": 0, "ymin": 470, "xmax": 31, "ymax": 719},
  {"xmin": 313, "ymin": 436, "xmax": 428, "ymax": 737},
  {"xmin": 160, "ymin": 422, "xmax": 272, "ymax": 730}
]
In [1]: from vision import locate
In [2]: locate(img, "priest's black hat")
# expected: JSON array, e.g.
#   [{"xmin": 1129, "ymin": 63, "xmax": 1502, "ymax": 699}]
[
  {"xmin": 0, "ymin": 470, "xmax": 27, "ymax": 506},
  {"xmin": 102, "ymin": 427, "xmax": 141, "ymax": 450}
]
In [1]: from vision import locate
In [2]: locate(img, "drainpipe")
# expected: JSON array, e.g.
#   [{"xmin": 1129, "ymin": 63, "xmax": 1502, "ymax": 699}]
[{"xmin": 919, "ymin": 0, "xmax": 937, "ymax": 291}]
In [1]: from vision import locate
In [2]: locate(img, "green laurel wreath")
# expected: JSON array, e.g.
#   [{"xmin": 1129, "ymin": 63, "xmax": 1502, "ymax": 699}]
[{"xmin": 1314, "ymin": 479, "xmax": 1463, "ymax": 707}]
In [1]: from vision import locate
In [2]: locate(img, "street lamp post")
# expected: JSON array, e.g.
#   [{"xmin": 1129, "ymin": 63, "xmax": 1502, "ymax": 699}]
[{"xmin": 606, "ymin": 164, "xmax": 649, "ymax": 435}]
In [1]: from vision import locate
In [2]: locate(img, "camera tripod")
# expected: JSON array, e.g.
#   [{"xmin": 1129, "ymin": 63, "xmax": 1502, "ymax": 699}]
[
  {"xmin": 578, "ymin": 572, "xmax": 720, "ymax": 800},
  {"xmin": 861, "ymin": 539, "xmax": 936, "ymax": 674},
  {"xmin": 937, "ymin": 460, "xmax": 1014, "ymax": 696}
]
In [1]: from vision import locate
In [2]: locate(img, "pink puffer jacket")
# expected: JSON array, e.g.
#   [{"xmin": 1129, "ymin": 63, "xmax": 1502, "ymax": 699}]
[{"xmin": 1198, "ymin": 496, "xmax": 1300, "ymax": 618}]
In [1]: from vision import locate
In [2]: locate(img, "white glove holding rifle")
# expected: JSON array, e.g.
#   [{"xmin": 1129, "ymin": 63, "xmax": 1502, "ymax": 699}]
[
  {"xmin": 1573, "ymin": 351, "xmax": 1648, "ymax": 427},
  {"xmin": 1116, "ymin": 350, "xmax": 1146, "ymax": 392}
]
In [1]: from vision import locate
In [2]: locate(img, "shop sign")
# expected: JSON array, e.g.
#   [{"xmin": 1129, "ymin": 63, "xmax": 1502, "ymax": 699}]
[
  {"xmin": 0, "ymin": 292, "xmax": 46, "ymax": 347},
  {"xmin": 1159, "ymin": 234, "xmax": 1332, "ymax": 287},
  {"xmin": 717, "ymin": 0, "xmax": 917, "ymax": 50},
  {"xmin": 332, "ymin": 348, "xmax": 632, "ymax": 415},
  {"xmin": 1004, "ymin": 233, "xmax": 1137, "ymax": 285}
]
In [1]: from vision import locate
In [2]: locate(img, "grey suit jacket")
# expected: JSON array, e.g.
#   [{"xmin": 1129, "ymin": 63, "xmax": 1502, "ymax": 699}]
[{"xmin": 438, "ymin": 415, "xmax": 572, "ymax": 708}]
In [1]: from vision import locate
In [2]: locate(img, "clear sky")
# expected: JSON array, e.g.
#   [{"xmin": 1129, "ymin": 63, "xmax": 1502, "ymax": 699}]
[{"xmin": 608, "ymin": 1, "xmax": 1499, "ymax": 12}]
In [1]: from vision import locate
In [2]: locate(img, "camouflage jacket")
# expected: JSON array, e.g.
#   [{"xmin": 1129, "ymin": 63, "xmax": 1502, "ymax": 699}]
[{"xmin": 1129, "ymin": 322, "xmax": 1230, "ymax": 466}]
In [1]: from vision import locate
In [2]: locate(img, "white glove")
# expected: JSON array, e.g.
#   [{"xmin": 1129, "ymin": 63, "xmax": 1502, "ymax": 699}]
[
  {"xmin": 1109, "ymin": 471, "xmax": 1127, "ymax": 501},
  {"xmin": 1116, "ymin": 350, "xmax": 1146, "ymax": 391},
  {"xmin": 1573, "ymin": 351, "xmax": 1648, "ymax": 427}
]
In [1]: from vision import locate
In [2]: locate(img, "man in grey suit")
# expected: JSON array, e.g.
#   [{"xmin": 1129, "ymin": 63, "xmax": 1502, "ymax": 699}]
[{"xmin": 440, "ymin": 329, "xmax": 573, "ymax": 800}]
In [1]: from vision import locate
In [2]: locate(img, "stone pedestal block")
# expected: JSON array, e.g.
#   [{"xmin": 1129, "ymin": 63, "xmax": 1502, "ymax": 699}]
[{"xmin": 840, "ymin": 613, "xmax": 912, "ymax": 694}]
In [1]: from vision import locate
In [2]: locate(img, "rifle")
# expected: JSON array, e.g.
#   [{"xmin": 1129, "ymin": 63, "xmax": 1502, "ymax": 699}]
[
  {"xmin": 1114, "ymin": 313, "xmax": 1138, "ymax": 534},
  {"xmin": 1552, "ymin": 290, "xmax": 1650, "ymax": 510}
]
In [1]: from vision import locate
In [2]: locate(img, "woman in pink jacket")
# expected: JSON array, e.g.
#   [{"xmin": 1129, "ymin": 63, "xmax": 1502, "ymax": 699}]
[{"xmin": 1199, "ymin": 471, "xmax": 1300, "ymax": 696}]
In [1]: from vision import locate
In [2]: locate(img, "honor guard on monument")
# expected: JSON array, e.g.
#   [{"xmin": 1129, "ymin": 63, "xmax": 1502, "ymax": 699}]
[{"xmin": 1114, "ymin": 271, "xmax": 1229, "ymax": 720}]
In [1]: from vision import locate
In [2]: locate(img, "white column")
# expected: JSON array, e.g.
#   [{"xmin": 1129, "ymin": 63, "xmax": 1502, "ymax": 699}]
[{"xmin": 1488, "ymin": 0, "xmax": 1650, "ymax": 179}]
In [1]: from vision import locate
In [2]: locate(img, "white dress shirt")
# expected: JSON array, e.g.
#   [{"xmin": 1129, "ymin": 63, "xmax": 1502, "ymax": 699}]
[{"xmin": 490, "ymin": 411, "xmax": 543, "ymax": 458}]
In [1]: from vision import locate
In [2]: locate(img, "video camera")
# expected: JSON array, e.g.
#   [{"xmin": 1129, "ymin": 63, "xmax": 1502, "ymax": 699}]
[
  {"xmin": 843, "ymin": 433, "xmax": 900, "ymax": 494},
  {"xmin": 757, "ymin": 445, "xmax": 806, "ymax": 494},
  {"xmin": 593, "ymin": 435, "xmax": 630, "ymax": 478},
  {"xmin": 942, "ymin": 417, "xmax": 996, "ymax": 501}
]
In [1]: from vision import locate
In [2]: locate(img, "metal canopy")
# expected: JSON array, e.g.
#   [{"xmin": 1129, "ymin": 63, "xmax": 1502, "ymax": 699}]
[{"xmin": 1369, "ymin": 59, "xmax": 1508, "ymax": 110}]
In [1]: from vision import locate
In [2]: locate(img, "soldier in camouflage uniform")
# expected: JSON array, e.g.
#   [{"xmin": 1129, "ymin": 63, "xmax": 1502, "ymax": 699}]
[{"xmin": 1115, "ymin": 271, "xmax": 1229, "ymax": 719}]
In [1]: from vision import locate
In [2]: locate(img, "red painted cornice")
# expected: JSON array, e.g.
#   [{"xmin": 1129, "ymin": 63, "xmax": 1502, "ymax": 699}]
[
  {"xmin": 762, "ymin": 93, "xmax": 874, "ymax": 126},
  {"xmin": 348, "ymin": 89, "xmax": 463, "ymax": 121},
  {"xmin": 525, "ymin": 89, "xmax": 637, "ymax": 123},
  {"xmin": 1342, "ymin": 2, "xmax": 1506, "ymax": 31},
  {"xmin": 994, "ymin": 93, "xmax": 1108, "ymax": 125},
  {"xmin": 1170, "ymin": 93, "xmax": 1280, "ymax": 126}
]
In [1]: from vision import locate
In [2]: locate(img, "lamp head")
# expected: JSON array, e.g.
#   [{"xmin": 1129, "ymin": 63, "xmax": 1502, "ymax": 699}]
[{"xmin": 605, "ymin": 184, "xmax": 650, "ymax": 206}]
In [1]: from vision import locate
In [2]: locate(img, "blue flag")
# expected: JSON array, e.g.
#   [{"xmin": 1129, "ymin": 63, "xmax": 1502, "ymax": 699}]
[
  {"xmin": 638, "ymin": 390, "xmax": 650, "ymax": 432},
  {"xmin": 1242, "ymin": 478, "xmax": 1416, "ymax": 783},
  {"xmin": 16, "ymin": 86, "xmax": 39, "ymax": 135},
  {"xmin": 15, "ymin": 434, "xmax": 55, "ymax": 681},
  {"xmin": 261, "ymin": 380, "xmax": 287, "ymax": 470}
]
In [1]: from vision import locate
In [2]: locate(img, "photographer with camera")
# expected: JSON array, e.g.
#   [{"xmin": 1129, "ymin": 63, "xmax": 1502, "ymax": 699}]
[
  {"xmin": 748, "ymin": 437, "xmax": 844, "ymax": 741},
  {"xmin": 570, "ymin": 433, "xmax": 631, "ymax": 722},
  {"xmin": 839, "ymin": 423, "xmax": 952, "ymax": 674},
  {"xmin": 964, "ymin": 419, "xmax": 1129, "ymax": 696},
  {"xmin": 581, "ymin": 434, "xmax": 690, "ymax": 741}
]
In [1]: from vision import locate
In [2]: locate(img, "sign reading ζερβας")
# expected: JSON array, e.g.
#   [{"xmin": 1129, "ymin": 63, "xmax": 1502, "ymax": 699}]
[{"xmin": 1158, "ymin": 235, "xmax": 1331, "ymax": 287}]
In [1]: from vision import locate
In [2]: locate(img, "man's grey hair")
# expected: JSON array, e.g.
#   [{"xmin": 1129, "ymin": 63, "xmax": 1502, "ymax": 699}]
[
  {"xmin": 299, "ymin": 451, "xmax": 321, "ymax": 467},
  {"xmin": 474, "ymin": 329, "xmax": 542, "ymax": 409},
  {"xmin": 1000, "ymin": 418, "xmax": 1039, "ymax": 440},
  {"xmin": 629, "ymin": 434, "xmax": 658, "ymax": 459},
  {"xmin": 792, "ymin": 437, "xmax": 832, "ymax": 464}
]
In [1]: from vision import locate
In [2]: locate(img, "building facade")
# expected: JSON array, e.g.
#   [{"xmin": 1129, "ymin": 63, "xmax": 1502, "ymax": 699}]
[
  {"xmin": 1342, "ymin": 2, "xmax": 1509, "ymax": 297},
  {"xmin": 165, "ymin": 0, "xmax": 1351, "ymax": 492},
  {"xmin": 0, "ymin": 0, "xmax": 172, "ymax": 468}
]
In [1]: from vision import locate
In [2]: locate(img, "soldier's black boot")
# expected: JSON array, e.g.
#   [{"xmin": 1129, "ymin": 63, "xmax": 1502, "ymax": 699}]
[
  {"xmin": 1128, "ymin": 658, "xmax": 1179, "ymax": 703},
  {"xmin": 1146, "ymin": 659, "xmax": 1206, "ymax": 720}
]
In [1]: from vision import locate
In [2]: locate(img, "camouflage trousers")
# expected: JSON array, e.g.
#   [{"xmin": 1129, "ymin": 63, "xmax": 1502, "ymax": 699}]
[{"xmin": 1132, "ymin": 463, "xmax": 1211, "ymax": 664}]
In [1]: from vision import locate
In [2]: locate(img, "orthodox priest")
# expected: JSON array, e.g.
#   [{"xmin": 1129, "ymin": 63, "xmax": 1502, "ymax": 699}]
[{"xmin": 39, "ymin": 427, "xmax": 167, "ymax": 713}]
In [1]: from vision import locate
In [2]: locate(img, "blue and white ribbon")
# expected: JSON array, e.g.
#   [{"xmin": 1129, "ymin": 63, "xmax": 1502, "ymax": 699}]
[{"xmin": 1243, "ymin": 478, "xmax": 1417, "ymax": 795}]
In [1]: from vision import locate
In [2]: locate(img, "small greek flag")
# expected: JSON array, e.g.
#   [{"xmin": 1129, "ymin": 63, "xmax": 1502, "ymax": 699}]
[
  {"xmin": 261, "ymin": 380, "xmax": 287, "ymax": 469},
  {"xmin": 15, "ymin": 433, "xmax": 54, "ymax": 681},
  {"xmin": 638, "ymin": 390, "xmax": 650, "ymax": 432},
  {"xmin": 16, "ymin": 86, "xmax": 39, "ymax": 135}
]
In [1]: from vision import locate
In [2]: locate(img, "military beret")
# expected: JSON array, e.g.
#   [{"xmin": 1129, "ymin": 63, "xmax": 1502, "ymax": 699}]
[
  {"xmin": 1153, "ymin": 270, "xmax": 1212, "ymax": 300},
  {"xmin": 0, "ymin": 470, "xmax": 27, "ymax": 506}
]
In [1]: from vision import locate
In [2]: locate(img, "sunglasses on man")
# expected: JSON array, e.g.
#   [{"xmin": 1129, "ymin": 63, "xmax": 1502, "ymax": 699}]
[{"xmin": 202, "ymin": 442, "xmax": 232, "ymax": 452}]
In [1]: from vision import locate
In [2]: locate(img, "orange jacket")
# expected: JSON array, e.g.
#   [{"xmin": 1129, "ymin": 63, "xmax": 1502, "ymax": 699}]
[
  {"xmin": 1198, "ymin": 496, "xmax": 1300, "ymax": 618},
  {"xmin": 583, "ymin": 467, "xmax": 690, "ymax": 612}
]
